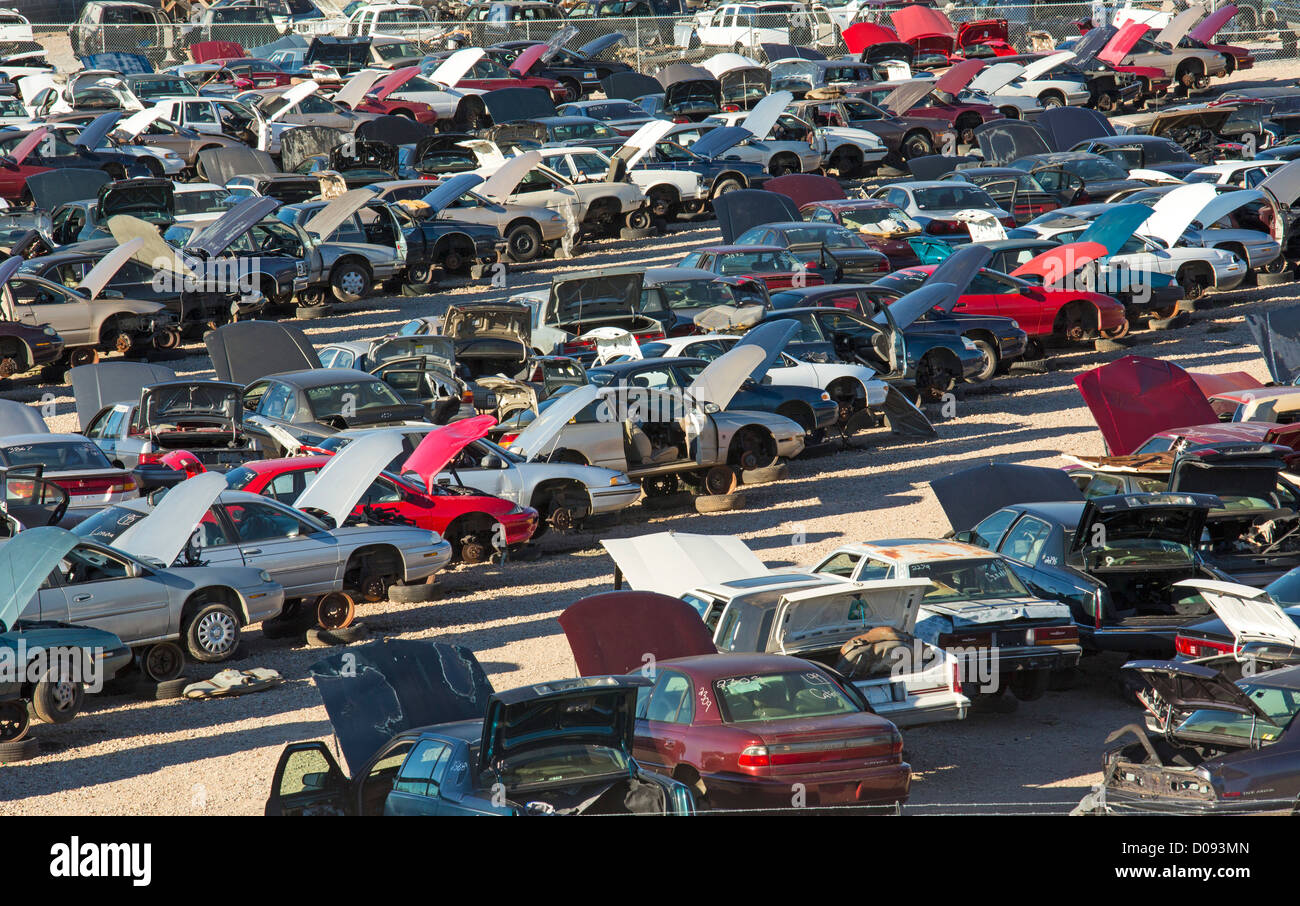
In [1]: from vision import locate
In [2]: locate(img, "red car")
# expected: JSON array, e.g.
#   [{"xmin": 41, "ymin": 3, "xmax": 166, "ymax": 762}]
[
  {"xmin": 680, "ymin": 245, "xmax": 827, "ymax": 292},
  {"xmin": 1183, "ymin": 3, "xmax": 1254, "ymax": 74},
  {"xmin": 0, "ymin": 128, "xmax": 53, "ymax": 204},
  {"xmin": 879, "ymin": 264, "xmax": 1127, "ymax": 342},
  {"xmin": 351, "ymin": 94, "xmax": 440, "ymax": 125},
  {"xmin": 561, "ymin": 591, "xmax": 911, "ymax": 814},
  {"xmin": 205, "ymin": 58, "xmax": 295, "ymax": 90},
  {"xmin": 426, "ymin": 46, "xmax": 566, "ymax": 103},
  {"xmin": 800, "ymin": 199, "xmax": 923, "ymax": 269},
  {"xmin": 224, "ymin": 455, "xmax": 539, "ymax": 563}
]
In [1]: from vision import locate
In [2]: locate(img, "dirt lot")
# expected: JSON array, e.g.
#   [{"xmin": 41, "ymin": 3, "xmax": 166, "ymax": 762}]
[{"xmin": 1, "ymin": 59, "xmax": 1297, "ymax": 814}]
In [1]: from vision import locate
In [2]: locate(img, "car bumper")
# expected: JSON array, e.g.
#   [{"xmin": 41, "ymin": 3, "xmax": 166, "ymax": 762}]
[
  {"xmin": 812, "ymin": 400, "xmax": 839, "ymax": 429},
  {"xmin": 402, "ymin": 538, "xmax": 454, "ymax": 582},
  {"xmin": 860, "ymin": 683, "xmax": 969, "ymax": 727},
  {"xmin": 98, "ymin": 644, "xmax": 134, "ymax": 683},
  {"xmin": 588, "ymin": 482, "xmax": 642, "ymax": 515},
  {"xmin": 242, "ymin": 582, "xmax": 285, "ymax": 624},
  {"xmin": 955, "ymin": 644, "xmax": 1081, "ymax": 689},
  {"xmin": 775, "ymin": 433, "xmax": 806, "ymax": 459},
  {"xmin": 1094, "ymin": 787, "xmax": 1283, "ymax": 816},
  {"xmin": 29, "ymin": 337, "xmax": 64, "ymax": 367},
  {"xmin": 502, "ymin": 510, "xmax": 539, "ymax": 546},
  {"xmin": 700, "ymin": 763, "xmax": 911, "ymax": 812},
  {"xmin": 999, "ymin": 331, "xmax": 1028, "ymax": 360},
  {"xmin": 1211, "ymin": 259, "xmax": 1249, "ymax": 289}
]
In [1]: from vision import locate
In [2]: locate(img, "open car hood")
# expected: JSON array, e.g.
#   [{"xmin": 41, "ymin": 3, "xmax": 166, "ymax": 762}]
[
  {"xmin": 280, "ymin": 125, "xmax": 350, "ymax": 176},
  {"xmin": 601, "ymin": 531, "xmax": 768, "ymax": 599},
  {"xmin": 1123, "ymin": 659, "xmax": 1277, "ymax": 725},
  {"xmin": 478, "ymin": 149, "xmax": 542, "ymax": 200},
  {"xmin": 76, "ymin": 238, "xmax": 144, "ymax": 301},
  {"xmin": 969, "ymin": 62, "xmax": 1023, "ymax": 95},
  {"xmin": 26, "ymin": 168, "xmax": 110, "ymax": 212},
  {"xmin": 1038, "ymin": 105, "xmax": 1114, "ymax": 152},
  {"xmin": 419, "ymin": 172, "xmax": 484, "ymax": 213},
  {"xmin": 428, "ymin": 48, "xmax": 485, "ymax": 88},
  {"xmin": 1077, "ymin": 203, "xmax": 1153, "ymax": 255},
  {"xmin": 765, "ymin": 173, "xmax": 843, "ymax": 208},
  {"xmin": 479, "ymin": 675, "xmax": 647, "ymax": 771},
  {"xmin": 141, "ymin": 380, "xmax": 241, "ymax": 428},
  {"xmin": 881, "ymin": 80, "xmax": 935, "ymax": 116},
  {"xmin": 196, "ymin": 147, "xmax": 278, "ymax": 187},
  {"xmin": 1190, "ymin": 4, "xmax": 1238, "ymax": 42},
  {"xmin": 1075, "ymin": 354, "xmax": 1218, "ymax": 455},
  {"xmin": 187, "ymin": 196, "xmax": 281, "ymax": 259},
  {"xmin": 614, "ymin": 118, "xmax": 674, "ymax": 170},
  {"xmin": 70, "ymin": 360, "xmax": 176, "ymax": 431},
  {"xmin": 1192, "ymin": 188, "xmax": 1262, "ymax": 230},
  {"xmin": 267, "ymin": 80, "xmax": 321, "ymax": 124},
  {"xmin": 1246, "ymin": 306, "xmax": 1300, "ymax": 384},
  {"xmin": 509, "ymin": 383, "xmax": 599, "ymax": 462},
  {"xmin": 600, "ymin": 71, "xmax": 660, "ymax": 101},
  {"xmin": 1168, "ymin": 446, "xmax": 1287, "ymax": 499},
  {"xmin": 507, "ymin": 43, "xmax": 549, "ymax": 78},
  {"xmin": 0, "ymin": 526, "xmax": 80, "ymax": 632},
  {"xmin": 1146, "ymin": 107, "xmax": 1234, "ymax": 139},
  {"xmin": 1010, "ymin": 241, "xmax": 1108, "ymax": 284},
  {"xmin": 336, "ymin": 68, "xmax": 390, "ymax": 109},
  {"xmin": 930, "ymin": 462, "xmax": 1084, "ymax": 533},
  {"xmin": 701, "ymin": 52, "xmax": 761, "ymax": 78},
  {"xmin": 1257, "ymin": 160, "xmax": 1300, "ymax": 208},
  {"xmin": 687, "ymin": 344, "xmax": 766, "ymax": 411},
  {"xmin": 294, "ymin": 431, "xmax": 404, "ymax": 527},
  {"xmin": 734, "ymin": 318, "xmax": 798, "ymax": 383},
  {"xmin": 581, "ymin": 327, "xmax": 640, "ymax": 365},
  {"xmin": 719, "ymin": 66, "xmax": 771, "ymax": 99},
  {"xmin": 75, "ymin": 111, "xmax": 124, "ymax": 151},
  {"xmin": 841, "ymin": 23, "xmax": 901, "ymax": 55},
  {"xmin": 926, "ymin": 241, "xmax": 990, "ymax": 308},
  {"xmin": 547, "ymin": 269, "xmax": 641, "ymax": 325},
  {"xmin": 443, "ymin": 302, "xmax": 530, "ymax": 346},
  {"xmin": 112, "ymin": 107, "xmax": 167, "ymax": 142},
  {"xmin": 713, "ymin": 188, "xmax": 800, "ymax": 244},
  {"xmin": 99, "ymin": 178, "xmax": 173, "ymax": 221},
  {"xmin": 311, "ymin": 640, "xmax": 494, "ymax": 775},
  {"xmin": 481, "ymin": 87, "xmax": 557, "ymax": 126},
  {"xmin": 774, "ymin": 579, "xmax": 932, "ymax": 649},
  {"xmin": 560, "ymin": 591, "xmax": 716, "ymax": 676},
  {"xmin": 577, "ymin": 31, "xmax": 623, "ymax": 59},
  {"xmin": 371, "ymin": 65, "xmax": 421, "ymax": 101},
  {"xmin": 891, "ymin": 5, "xmax": 955, "ymax": 45},
  {"xmin": 1073, "ymin": 492, "xmax": 1215, "ymax": 554},
  {"xmin": 974, "ymin": 119, "xmax": 1051, "ymax": 166},
  {"xmin": 1175, "ymin": 578, "xmax": 1300, "ymax": 650},
  {"xmin": 370, "ymin": 335, "xmax": 456, "ymax": 381},
  {"xmin": 205, "ymin": 321, "xmax": 321, "ymax": 385},
  {"xmin": 0, "ymin": 400, "xmax": 48, "ymax": 436},
  {"xmin": 736, "ymin": 89, "xmax": 793, "ymax": 143},
  {"xmin": 1021, "ymin": 50, "xmax": 1075, "ymax": 82},
  {"xmin": 934, "ymin": 58, "xmax": 985, "ymax": 95},
  {"xmin": 1155, "ymin": 2, "xmax": 1207, "ymax": 47},
  {"xmin": 106, "ymin": 213, "xmax": 196, "ymax": 280},
  {"xmin": 303, "ymin": 187, "xmax": 378, "ymax": 239},
  {"xmin": 1098, "ymin": 21, "xmax": 1151, "ymax": 65},
  {"xmin": 400, "ymin": 414, "xmax": 497, "ymax": 494},
  {"xmin": 112, "ymin": 471, "xmax": 225, "ymax": 567},
  {"xmin": 10, "ymin": 128, "xmax": 49, "ymax": 166},
  {"xmin": 690, "ymin": 125, "xmax": 750, "ymax": 160},
  {"xmin": 883, "ymin": 281, "xmax": 958, "ymax": 327}
]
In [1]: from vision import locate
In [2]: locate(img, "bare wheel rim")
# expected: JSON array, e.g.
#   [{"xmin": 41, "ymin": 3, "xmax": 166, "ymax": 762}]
[
  {"xmin": 317, "ymin": 592, "xmax": 356, "ymax": 629},
  {"xmin": 145, "ymin": 644, "xmax": 181, "ymax": 681},
  {"xmin": 196, "ymin": 610, "xmax": 238, "ymax": 655},
  {"xmin": 0, "ymin": 701, "xmax": 28, "ymax": 740}
]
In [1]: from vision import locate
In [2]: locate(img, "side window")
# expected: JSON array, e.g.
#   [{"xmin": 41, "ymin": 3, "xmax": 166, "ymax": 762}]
[
  {"xmin": 225, "ymin": 502, "xmax": 312, "ymax": 543},
  {"xmin": 184, "ymin": 102, "xmax": 217, "ymax": 125},
  {"xmin": 808, "ymin": 206, "xmax": 832, "ymax": 222},
  {"xmin": 998, "ymin": 516, "xmax": 1053, "ymax": 565},
  {"xmin": 969, "ymin": 508, "xmax": 1017, "ymax": 550},
  {"xmin": 102, "ymin": 408, "xmax": 126, "ymax": 438},
  {"xmin": 257, "ymin": 383, "xmax": 293, "ymax": 420},
  {"xmin": 816, "ymin": 551, "xmax": 860, "ymax": 577},
  {"xmin": 646, "ymin": 670, "xmax": 693, "ymax": 723},
  {"xmin": 318, "ymin": 349, "xmax": 339, "ymax": 368},
  {"xmin": 886, "ymin": 188, "xmax": 907, "ymax": 207},
  {"xmin": 856, "ymin": 557, "xmax": 894, "ymax": 580},
  {"xmin": 391, "ymin": 739, "xmax": 451, "ymax": 797},
  {"xmin": 1081, "ymin": 474, "xmax": 1124, "ymax": 499},
  {"xmin": 262, "ymin": 471, "xmax": 303, "ymax": 504},
  {"xmin": 62, "ymin": 546, "xmax": 132, "ymax": 585}
]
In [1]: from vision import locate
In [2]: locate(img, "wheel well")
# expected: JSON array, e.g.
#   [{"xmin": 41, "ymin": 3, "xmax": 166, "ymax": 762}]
[
  {"xmin": 831, "ymin": 144, "xmax": 862, "ymax": 162},
  {"xmin": 775, "ymin": 401, "xmax": 815, "ymax": 431},
  {"xmin": 954, "ymin": 112, "xmax": 981, "ymax": 131},
  {"xmin": 1177, "ymin": 262, "xmax": 1212, "ymax": 284},
  {"xmin": 998, "ymin": 106, "xmax": 1022, "ymax": 119},
  {"xmin": 648, "ymin": 183, "xmax": 679, "ymax": 202},
  {"xmin": 826, "ymin": 376, "xmax": 863, "ymax": 404},
  {"xmin": 769, "ymin": 152, "xmax": 800, "ymax": 175},
  {"xmin": 1038, "ymin": 90, "xmax": 1065, "ymax": 104},
  {"xmin": 727, "ymin": 425, "xmax": 777, "ymax": 466},
  {"xmin": 344, "ymin": 544, "xmax": 404, "ymax": 586},
  {"xmin": 711, "ymin": 171, "xmax": 746, "ymax": 194},
  {"xmin": 528, "ymin": 478, "xmax": 588, "ymax": 514},
  {"xmin": 1053, "ymin": 301, "xmax": 1100, "ymax": 332},
  {"xmin": 182, "ymin": 586, "xmax": 247, "ymax": 626},
  {"xmin": 433, "ymin": 232, "xmax": 475, "ymax": 256},
  {"xmin": 583, "ymin": 196, "xmax": 621, "ymax": 221},
  {"xmin": 504, "ymin": 217, "xmax": 538, "ymax": 237},
  {"xmin": 0, "ymin": 337, "xmax": 27, "ymax": 369},
  {"xmin": 965, "ymin": 328, "xmax": 998, "ymax": 349},
  {"xmin": 902, "ymin": 128, "xmax": 930, "ymax": 148},
  {"xmin": 331, "ymin": 255, "xmax": 371, "ymax": 280},
  {"xmin": 390, "ymin": 108, "xmax": 415, "ymax": 118},
  {"xmin": 921, "ymin": 346, "xmax": 962, "ymax": 375}
]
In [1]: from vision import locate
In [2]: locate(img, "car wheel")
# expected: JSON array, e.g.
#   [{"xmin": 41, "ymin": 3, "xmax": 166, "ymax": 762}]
[
  {"xmin": 505, "ymin": 222, "xmax": 543, "ymax": 263},
  {"xmin": 141, "ymin": 641, "xmax": 185, "ymax": 682},
  {"xmin": 969, "ymin": 339, "xmax": 999, "ymax": 382},
  {"xmin": 184, "ymin": 601, "xmax": 242, "ymax": 662},
  {"xmin": 901, "ymin": 132, "xmax": 933, "ymax": 160},
  {"xmin": 0, "ymin": 736, "xmax": 38, "ymax": 761},
  {"xmin": 711, "ymin": 177, "xmax": 742, "ymax": 199},
  {"xmin": 0, "ymin": 700, "xmax": 29, "ymax": 741},
  {"xmin": 330, "ymin": 260, "xmax": 371, "ymax": 303},
  {"xmin": 306, "ymin": 623, "xmax": 370, "ymax": 648},
  {"xmin": 701, "ymin": 465, "xmax": 739, "ymax": 496},
  {"xmin": 316, "ymin": 592, "xmax": 357, "ymax": 629},
  {"xmin": 31, "ymin": 671, "xmax": 84, "ymax": 724}
]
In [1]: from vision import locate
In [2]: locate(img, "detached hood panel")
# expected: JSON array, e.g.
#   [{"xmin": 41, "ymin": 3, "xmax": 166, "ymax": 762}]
[{"xmin": 601, "ymin": 531, "xmax": 768, "ymax": 599}]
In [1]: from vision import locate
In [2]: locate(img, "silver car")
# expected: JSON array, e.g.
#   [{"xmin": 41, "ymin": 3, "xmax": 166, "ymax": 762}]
[{"xmin": 277, "ymin": 189, "xmax": 408, "ymax": 302}]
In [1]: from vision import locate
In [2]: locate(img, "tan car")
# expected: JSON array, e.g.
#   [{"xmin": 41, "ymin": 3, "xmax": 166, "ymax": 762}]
[{"xmin": 1118, "ymin": 6, "xmax": 1227, "ymax": 92}]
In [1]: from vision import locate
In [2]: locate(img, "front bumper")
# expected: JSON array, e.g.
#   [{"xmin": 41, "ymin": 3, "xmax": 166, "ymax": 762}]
[
  {"xmin": 999, "ymin": 330, "xmax": 1028, "ymax": 361},
  {"xmin": 402, "ymin": 538, "xmax": 454, "ymax": 582},
  {"xmin": 242, "ymin": 581, "xmax": 286, "ymax": 625},
  {"xmin": 1211, "ymin": 258, "xmax": 1249, "ymax": 290},
  {"xmin": 588, "ymin": 482, "xmax": 642, "ymax": 515},
  {"xmin": 775, "ymin": 432, "xmax": 806, "ymax": 459}
]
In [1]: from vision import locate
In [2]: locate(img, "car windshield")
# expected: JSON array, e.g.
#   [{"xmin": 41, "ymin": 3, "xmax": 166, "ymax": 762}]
[
  {"xmin": 550, "ymin": 121, "xmax": 615, "ymax": 142},
  {"xmin": 577, "ymin": 102, "xmax": 644, "ymax": 120},
  {"xmin": 908, "ymin": 557, "xmax": 1031, "ymax": 603},
  {"xmin": 73, "ymin": 503, "xmax": 147, "ymax": 544},
  {"xmin": 564, "ymin": 151, "xmax": 610, "ymax": 178},
  {"xmin": 1068, "ymin": 156, "xmax": 1128, "ymax": 180},
  {"xmin": 716, "ymin": 250, "xmax": 799, "ymax": 274},
  {"xmin": 839, "ymin": 205, "xmax": 917, "ymax": 232},
  {"xmin": 649, "ymin": 140, "xmax": 699, "ymax": 162},
  {"xmin": 1174, "ymin": 681, "xmax": 1300, "ymax": 745},
  {"xmin": 133, "ymin": 76, "xmax": 195, "ymax": 98},
  {"xmin": 374, "ymin": 41, "xmax": 421, "ymax": 61},
  {"xmin": 1181, "ymin": 169, "xmax": 1220, "ymax": 184},
  {"xmin": 913, "ymin": 185, "xmax": 995, "ymax": 209},
  {"xmin": 714, "ymin": 670, "xmax": 859, "ymax": 722},
  {"xmin": 175, "ymin": 188, "xmax": 236, "ymax": 216},
  {"xmin": 306, "ymin": 380, "xmax": 405, "ymax": 419},
  {"xmin": 0, "ymin": 440, "xmax": 111, "ymax": 470},
  {"xmin": 782, "ymin": 226, "xmax": 867, "ymax": 248},
  {"xmin": 644, "ymin": 278, "xmax": 734, "ymax": 311}
]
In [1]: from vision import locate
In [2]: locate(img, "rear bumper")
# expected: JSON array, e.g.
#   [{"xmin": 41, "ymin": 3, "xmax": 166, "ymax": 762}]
[
  {"xmin": 701, "ymin": 763, "xmax": 911, "ymax": 812},
  {"xmin": 864, "ymin": 686, "xmax": 970, "ymax": 727}
]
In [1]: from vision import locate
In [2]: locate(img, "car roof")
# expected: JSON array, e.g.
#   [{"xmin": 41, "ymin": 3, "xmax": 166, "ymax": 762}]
[
  {"xmin": 831, "ymin": 538, "xmax": 996, "ymax": 563},
  {"xmin": 0, "ymin": 433, "xmax": 83, "ymax": 445},
  {"xmin": 591, "ymin": 355, "xmax": 705, "ymax": 374},
  {"xmin": 1007, "ymin": 501, "xmax": 1086, "ymax": 526},
  {"xmin": 660, "ymin": 652, "xmax": 835, "ymax": 679},
  {"xmin": 1085, "ymin": 134, "xmax": 1176, "ymax": 144},
  {"xmin": 261, "ymin": 367, "xmax": 380, "ymax": 388},
  {"xmin": 698, "ymin": 244, "xmax": 786, "ymax": 252}
]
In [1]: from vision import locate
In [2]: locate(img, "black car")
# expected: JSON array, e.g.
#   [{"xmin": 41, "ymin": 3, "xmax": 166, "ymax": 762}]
[
  {"xmin": 733, "ymin": 222, "xmax": 890, "ymax": 283},
  {"xmin": 587, "ymin": 355, "xmax": 840, "ymax": 435},
  {"xmin": 628, "ymin": 139, "xmax": 768, "ymax": 216},
  {"xmin": 940, "ymin": 167, "xmax": 1065, "ymax": 224},
  {"xmin": 934, "ymin": 465, "xmax": 1230, "ymax": 655},
  {"xmin": 1071, "ymin": 135, "xmax": 1203, "ymax": 179},
  {"xmin": 1009, "ymin": 152, "xmax": 1148, "ymax": 202},
  {"xmin": 491, "ymin": 34, "xmax": 633, "ymax": 99},
  {"xmin": 487, "ymin": 115, "xmax": 623, "ymax": 152}
]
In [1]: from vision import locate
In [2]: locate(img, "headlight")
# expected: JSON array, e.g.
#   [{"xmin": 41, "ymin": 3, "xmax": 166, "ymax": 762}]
[
  {"xmin": 1009, "ymin": 320, "xmax": 1020, "ymax": 330},
  {"xmin": 43, "ymin": 326, "xmax": 57, "ymax": 336},
  {"xmin": 961, "ymin": 337, "xmax": 977, "ymax": 350},
  {"xmin": 258, "ymin": 570, "xmax": 273, "ymax": 583},
  {"xmin": 610, "ymin": 475, "xmax": 628, "ymax": 485},
  {"xmin": 820, "ymin": 391, "xmax": 831, "ymax": 401}
]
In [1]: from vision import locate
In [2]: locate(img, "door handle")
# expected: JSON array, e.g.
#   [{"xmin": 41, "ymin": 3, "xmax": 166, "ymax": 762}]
[
  {"xmin": 243, "ymin": 548, "xmax": 262, "ymax": 555},
  {"xmin": 72, "ymin": 594, "xmax": 91, "ymax": 603}
]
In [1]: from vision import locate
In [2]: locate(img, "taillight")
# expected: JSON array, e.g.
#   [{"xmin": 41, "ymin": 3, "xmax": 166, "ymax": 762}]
[
  {"xmin": 499, "ymin": 432, "xmax": 519, "ymax": 446},
  {"xmin": 634, "ymin": 330, "xmax": 664, "ymax": 343},
  {"xmin": 672, "ymin": 116, "xmax": 691, "ymax": 124},
  {"xmin": 738, "ymin": 744, "xmax": 769, "ymax": 767},
  {"xmin": 460, "ymin": 390, "xmax": 474, "ymax": 405},
  {"xmin": 137, "ymin": 452, "xmax": 165, "ymax": 465},
  {"xmin": 1028, "ymin": 625, "xmax": 1078, "ymax": 646},
  {"xmin": 952, "ymin": 659, "xmax": 962, "ymax": 695},
  {"xmin": 999, "ymin": 216, "xmax": 1017, "ymax": 228},
  {"xmin": 560, "ymin": 338, "xmax": 596, "ymax": 354},
  {"xmin": 722, "ymin": 103, "xmax": 740, "ymax": 112},
  {"xmin": 114, "ymin": 477, "xmax": 137, "ymax": 493},
  {"xmin": 926, "ymin": 219, "xmax": 963, "ymax": 235},
  {"xmin": 1176, "ymin": 635, "xmax": 1232, "ymax": 658}
]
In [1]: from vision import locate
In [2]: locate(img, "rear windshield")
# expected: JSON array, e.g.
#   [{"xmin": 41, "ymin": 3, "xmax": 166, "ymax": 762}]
[
  {"xmin": 1175, "ymin": 682, "xmax": 1300, "ymax": 746},
  {"xmin": 0, "ymin": 440, "xmax": 111, "ymax": 470},
  {"xmin": 715, "ymin": 670, "xmax": 859, "ymax": 723}
]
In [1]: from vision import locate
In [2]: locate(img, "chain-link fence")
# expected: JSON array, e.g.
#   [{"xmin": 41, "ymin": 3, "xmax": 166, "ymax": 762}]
[{"xmin": 12, "ymin": 2, "xmax": 1299, "ymax": 74}]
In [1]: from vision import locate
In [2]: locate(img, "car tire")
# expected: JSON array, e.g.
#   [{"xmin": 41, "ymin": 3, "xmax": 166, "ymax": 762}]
[
  {"xmin": 710, "ymin": 177, "xmax": 742, "ymax": 199},
  {"xmin": 295, "ymin": 304, "xmax": 330, "ymax": 320},
  {"xmin": 31, "ymin": 673, "xmax": 84, "ymax": 725},
  {"xmin": 184, "ymin": 601, "xmax": 242, "ymax": 663},
  {"xmin": 141, "ymin": 642, "xmax": 185, "ymax": 682},
  {"xmin": 0, "ymin": 737, "xmax": 39, "ymax": 762},
  {"xmin": 1148, "ymin": 313, "xmax": 1187, "ymax": 330},
  {"xmin": 505, "ymin": 222, "xmax": 544, "ymax": 263},
  {"xmin": 695, "ymin": 492, "xmax": 744, "ymax": 513},
  {"xmin": 136, "ymin": 677, "xmax": 189, "ymax": 701},
  {"xmin": 741, "ymin": 463, "xmax": 787, "ymax": 485},
  {"xmin": 1257, "ymin": 269, "xmax": 1293, "ymax": 286},
  {"xmin": 306, "ymin": 623, "xmax": 370, "ymax": 648},
  {"xmin": 388, "ymin": 581, "xmax": 438, "ymax": 604},
  {"xmin": 969, "ymin": 339, "xmax": 999, "ymax": 382},
  {"xmin": 330, "ymin": 260, "xmax": 371, "ymax": 303}
]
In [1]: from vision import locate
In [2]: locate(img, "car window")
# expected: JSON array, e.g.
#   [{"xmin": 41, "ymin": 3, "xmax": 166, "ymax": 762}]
[
  {"xmin": 392, "ymin": 739, "xmax": 451, "ymax": 797},
  {"xmin": 225, "ymin": 501, "xmax": 312, "ymax": 542},
  {"xmin": 998, "ymin": 515, "xmax": 1053, "ymax": 565},
  {"xmin": 61, "ymin": 545, "xmax": 133, "ymax": 584},
  {"xmin": 816, "ymin": 551, "xmax": 860, "ymax": 577},
  {"xmin": 262, "ymin": 471, "xmax": 304, "ymax": 504},
  {"xmin": 856, "ymin": 557, "xmax": 894, "ymax": 580},
  {"xmin": 1081, "ymin": 474, "xmax": 1124, "ymax": 499},
  {"xmin": 257, "ymin": 383, "xmax": 294, "ymax": 420},
  {"xmin": 969, "ymin": 507, "xmax": 1017, "ymax": 550},
  {"xmin": 646, "ymin": 670, "xmax": 692, "ymax": 723}
]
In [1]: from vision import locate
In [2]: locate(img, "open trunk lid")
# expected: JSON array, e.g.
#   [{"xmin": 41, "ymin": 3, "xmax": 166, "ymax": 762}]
[{"xmin": 773, "ymin": 579, "xmax": 932, "ymax": 651}]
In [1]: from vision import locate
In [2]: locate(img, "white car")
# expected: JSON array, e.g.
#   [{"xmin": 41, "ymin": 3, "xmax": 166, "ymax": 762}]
[
  {"xmin": 641, "ymin": 333, "xmax": 888, "ymax": 422},
  {"xmin": 967, "ymin": 52, "xmax": 1092, "ymax": 111},
  {"xmin": 537, "ymin": 144, "xmax": 706, "ymax": 223},
  {"xmin": 677, "ymin": 2, "xmax": 815, "ymax": 49},
  {"xmin": 697, "ymin": 103, "xmax": 824, "ymax": 176},
  {"xmin": 602, "ymin": 532, "xmax": 970, "ymax": 728},
  {"xmin": 345, "ymin": 48, "xmax": 490, "ymax": 129},
  {"xmin": 345, "ymin": 3, "xmax": 434, "ymax": 37},
  {"xmin": 321, "ymin": 424, "xmax": 644, "ymax": 530},
  {"xmin": 173, "ymin": 182, "xmax": 237, "ymax": 222},
  {"xmin": 47, "ymin": 119, "xmax": 185, "ymax": 177},
  {"xmin": 148, "ymin": 95, "xmax": 272, "ymax": 152},
  {"xmin": 1186, "ymin": 159, "xmax": 1289, "ymax": 188}
]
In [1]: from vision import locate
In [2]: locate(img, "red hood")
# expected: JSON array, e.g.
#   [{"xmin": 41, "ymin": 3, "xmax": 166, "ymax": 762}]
[
  {"xmin": 370, "ymin": 65, "xmax": 421, "ymax": 101},
  {"xmin": 1075, "ymin": 355, "xmax": 1218, "ymax": 455},
  {"xmin": 935, "ymin": 58, "xmax": 986, "ymax": 94},
  {"xmin": 891, "ymin": 5, "xmax": 956, "ymax": 44},
  {"xmin": 1189, "ymin": 4, "xmax": 1237, "ymax": 42},
  {"xmin": 1099, "ymin": 21, "xmax": 1150, "ymax": 65},
  {"xmin": 1188, "ymin": 370, "xmax": 1263, "ymax": 398},
  {"xmin": 559, "ymin": 591, "xmax": 716, "ymax": 675},
  {"xmin": 507, "ymin": 43, "xmax": 549, "ymax": 77},
  {"xmin": 401, "ymin": 414, "xmax": 497, "ymax": 494},
  {"xmin": 1010, "ymin": 241, "xmax": 1107, "ymax": 283},
  {"xmin": 842, "ymin": 21, "xmax": 900, "ymax": 55},
  {"xmin": 190, "ymin": 40, "xmax": 246, "ymax": 63},
  {"xmin": 957, "ymin": 19, "xmax": 1011, "ymax": 48}
]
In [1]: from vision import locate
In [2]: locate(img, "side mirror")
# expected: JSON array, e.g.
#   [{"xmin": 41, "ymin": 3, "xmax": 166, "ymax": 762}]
[
  {"xmin": 953, "ymin": 530, "xmax": 975, "ymax": 544},
  {"xmin": 479, "ymin": 454, "xmax": 504, "ymax": 469}
]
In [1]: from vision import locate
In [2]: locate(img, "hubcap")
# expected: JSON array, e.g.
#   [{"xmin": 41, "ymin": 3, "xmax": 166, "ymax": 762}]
[
  {"xmin": 340, "ymin": 270, "xmax": 365, "ymax": 295},
  {"xmin": 197, "ymin": 611, "xmax": 236, "ymax": 654},
  {"xmin": 52, "ymin": 680, "xmax": 75, "ymax": 710}
]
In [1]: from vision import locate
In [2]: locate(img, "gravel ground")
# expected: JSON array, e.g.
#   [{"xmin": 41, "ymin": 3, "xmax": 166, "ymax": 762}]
[{"xmin": 0, "ymin": 62, "xmax": 1296, "ymax": 815}]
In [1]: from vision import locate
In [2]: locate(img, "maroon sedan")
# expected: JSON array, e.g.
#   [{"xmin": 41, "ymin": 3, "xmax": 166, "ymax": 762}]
[
  {"xmin": 560, "ymin": 591, "xmax": 911, "ymax": 814},
  {"xmin": 801, "ymin": 199, "xmax": 923, "ymax": 269},
  {"xmin": 678, "ymin": 245, "xmax": 826, "ymax": 292}
]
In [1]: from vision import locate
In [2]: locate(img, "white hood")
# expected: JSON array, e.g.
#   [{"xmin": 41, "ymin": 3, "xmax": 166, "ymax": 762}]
[
  {"xmin": 602, "ymin": 531, "xmax": 769, "ymax": 599},
  {"xmin": 429, "ymin": 48, "xmax": 486, "ymax": 89},
  {"xmin": 737, "ymin": 89, "xmax": 795, "ymax": 143},
  {"xmin": 509, "ymin": 383, "xmax": 599, "ymax": 462},
  {"xmin": 113, "ymin": 472, "xmax": 226, "ymax": 566},
  {"xmin": 293, "ymin": 431, "xmax": 404, "ymax": 527},
  {"xmin": 76, "ymin": 238, "xmax": 144, "ymax": 300},
  {"xmin": 617, "ymin": 118, "xmax": 675, "ymax": 169},
  {"xmin": 267, "ymin": 80, "xmax": 321, "ymax": 123},
  {"xmin": 478, "ymin": 149, "xmax": 542, "ymax": 200},
  {"xmin": 1138, "ymin": 182, "xmax": 1219, "ymax": 247}
]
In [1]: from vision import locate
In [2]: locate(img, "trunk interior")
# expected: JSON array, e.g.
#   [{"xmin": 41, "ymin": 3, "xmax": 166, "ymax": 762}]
[
  {"xmin": 557, "ymin": 314, "xmax": 661, "ymax": 338},
  {"xmin": 1092, "ymin": 564, "xmax": 1212, "ymax": 620},
  {"xmin": 509, "ymin": 775, "xmax": 669, "ymax": 815}
]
